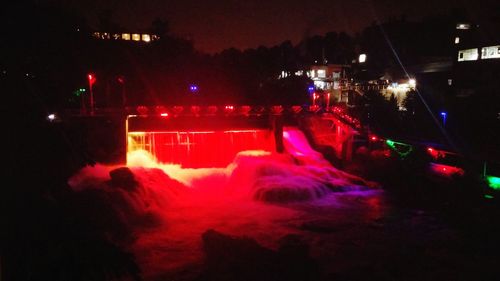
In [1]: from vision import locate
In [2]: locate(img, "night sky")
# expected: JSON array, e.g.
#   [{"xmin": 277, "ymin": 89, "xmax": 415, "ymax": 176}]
[{"xmin": 59, "ymin": 0, "xmax": 499, "ymax": 53}]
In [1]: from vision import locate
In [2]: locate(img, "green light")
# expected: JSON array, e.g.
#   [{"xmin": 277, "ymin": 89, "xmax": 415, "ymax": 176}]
[
  {"xmin": 486, "ymin": 176, "xmax": 500, "ymax": 190},
  {"xmin": 385, "ymin": 139, "xmax": 413, "ymax": 158},
  {"xmin": 73, "ymin": 88, "xmax": 86, "ymax": 97},
  {"xmin": 484, "ymin": 195, "xmax": 494, "ymax": 199}
]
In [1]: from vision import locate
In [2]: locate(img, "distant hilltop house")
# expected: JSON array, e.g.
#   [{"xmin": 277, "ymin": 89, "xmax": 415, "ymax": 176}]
[
  {"xmin": 279, "ymin": 63, "xmax": 351, "ymax": 103},
  {"xmin": 278, "ymin": 63, "xmax": 416, "ymax": 109},
  {"xmin": 309, "ymin": 64, "xmax": 349, "ymax": 101},
  {"xmin": 92, "ymin": 31, "xmax": 160, "ymax": 43}
]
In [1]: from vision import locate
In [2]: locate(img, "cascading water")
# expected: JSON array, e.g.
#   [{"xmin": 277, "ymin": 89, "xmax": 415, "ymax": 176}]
[
  {"xmin": 68, "ymin": 126, "xmax": 381, "ymax": 279},
  {"xmin": 127, "ymin": 129, "xmax": 275, "ymax": 168}
]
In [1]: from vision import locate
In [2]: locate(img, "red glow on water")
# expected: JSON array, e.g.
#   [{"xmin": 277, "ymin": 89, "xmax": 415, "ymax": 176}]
[
  {"xmin": 128, "ymin": 130, "xmax": 275, "ymax": 168},
  {"xmin": 72, "ymin": 125, "xmax": 380, "ymax": 278},
  {"xmin": 429, "ymin": 163, "xmax": 464, "ymax": 177}
]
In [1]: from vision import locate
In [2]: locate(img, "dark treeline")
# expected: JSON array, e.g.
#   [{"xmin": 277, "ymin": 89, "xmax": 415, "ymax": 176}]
[{"xmin": 1, "ymin": 1, "xmax": 464, "ymax": 110}]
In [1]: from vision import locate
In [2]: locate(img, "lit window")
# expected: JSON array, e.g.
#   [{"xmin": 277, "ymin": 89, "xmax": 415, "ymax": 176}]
[
  {"xmin": 122, "ymin": 33, "xmax": 131, "ymax": 40},
  {"xmin": 317, "ymin": 69, "xmax": 326, "ymax": 78},
  {"xmin": 454, "ymin": 37, "xmax": 460, "ymax": 44},
  {"xmin": 456, "ymin": 23, "xmax": 471, "ymax": 30},
  {"xmin": 93, "ymin": 32, "xmax": 100, "ymax": 38},
  {"xmin": 314, "ymin": 80, "xmax": 326, "ymax": 89},
  {"xmin": 481, "ymin": 45, "xmax": 500, "ymax": 60},
  {"xmin": 112, "ymin": 34, "xmax": 120, "ymax": 40},
  {"xmin": 457, "ymin": 48, "xmax": 478, "ymax": 62},
  {"xmin": 142, "ymin": 34, "xmax": 151, "ymax": 42},
  {"xmin": 132, "ymin": 34, "xmax": 141, "ymax": 41},
  {"xmin": 151, "ymin": 35, "xmax": 159, "ymax": 41},
  {"xmin": 310, "ymin": 70, "xmax": 315, "ymax": 77},
  {"xmin": 102, "ymin": 32, "xmax": 110, "ymax": 39}
]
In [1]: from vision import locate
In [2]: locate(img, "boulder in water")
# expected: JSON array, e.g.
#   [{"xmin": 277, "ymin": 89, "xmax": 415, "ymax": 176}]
[{"xmin": 109, "ymin": 167, "xmax": 138, "ymax": 191}]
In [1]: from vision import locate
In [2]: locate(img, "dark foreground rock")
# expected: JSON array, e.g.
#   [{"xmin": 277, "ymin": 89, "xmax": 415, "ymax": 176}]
[{"xmin": 197, "ymin": 229, "xmax": 321, "ymax": 281}]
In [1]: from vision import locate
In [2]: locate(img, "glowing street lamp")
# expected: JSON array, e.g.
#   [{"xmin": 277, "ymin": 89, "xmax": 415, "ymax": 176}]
[
  {"xmin": 358, "ymin": 54, "xmax": 367, "ymax": 63},
  {"xmin": 409, "ymin": 78, "xmax": 416, "ymax": 88},
  {"xmin": 440, "ymin": 111, "xmax": 447, "ymax": 126},
  {"xmin": 88, "ymin": 73, "xmax": 96, "ymax": 115},
  {"xmin": 47, "ymin": 113, "xmax": 56, "ymax": 122}
]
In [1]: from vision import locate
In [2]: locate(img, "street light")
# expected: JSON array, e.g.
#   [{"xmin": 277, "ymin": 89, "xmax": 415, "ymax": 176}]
[
  {"xmin": 440, "ymin": 111, "xmax": 447, "ymax": 126},
  {"xmin": 88, "ymin": 73, "xmax": 96, "ymax": 115},
  {"xmin": 358, "ymin": 54, "xmax": 367, "ymax": 63}
]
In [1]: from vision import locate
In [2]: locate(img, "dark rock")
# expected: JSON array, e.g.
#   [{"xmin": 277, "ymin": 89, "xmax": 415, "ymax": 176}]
[
  {"xmin": 198, "ymin": 229, "xmax": 323, "ymax": 281},
  {"xmin": 109, "ymin": 167, "xmax": 138, "ymax": 191}
]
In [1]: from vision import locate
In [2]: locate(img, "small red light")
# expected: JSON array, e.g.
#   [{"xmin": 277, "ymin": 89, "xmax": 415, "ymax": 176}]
[
  {"xmin": 160, "ymin": 113, "xmax": 169, "ymax": 117},
  {"xmin": 427, "ymin": 147, "xmax": 440, "ymax": 159},
  {"xmin": 370, "ymin": 136, "xmax": 378, "ymax": 141},
  {"xmin": 87, "ymin": 73, "xmax": 96, "ymax": 85}
]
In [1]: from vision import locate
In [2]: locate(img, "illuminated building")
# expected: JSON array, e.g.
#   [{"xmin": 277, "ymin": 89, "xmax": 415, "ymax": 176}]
[
  {"xmin": 92, "ymin": 31, "xmax": 160, "ymax": 43},
  {"xmin": 308, "ymin": 64, "xmax": 350, "ymax": 103},
  {"xmin": 452, "ymin": 20, "xmax": 500, "ymax": 97},
  {"xmin": 380, "ymin": 79, "xmax": 417, "ymax": 110},
  {"xmin": 278, "ymin": 64, "xmax": 351, "ymax": 104}
]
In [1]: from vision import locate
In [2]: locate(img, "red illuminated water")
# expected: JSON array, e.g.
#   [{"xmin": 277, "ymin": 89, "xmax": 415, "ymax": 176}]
[
  {"xmin": 68, "ymin": 127, "xmax": 381, "ymax": 279},
  {"xmin": 128, "ymin": 129, "xmax": 275, "ymax": 168}
]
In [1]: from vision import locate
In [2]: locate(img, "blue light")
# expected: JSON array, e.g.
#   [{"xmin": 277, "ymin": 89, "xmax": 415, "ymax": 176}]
[
  {"xmin": 308, "ymin": 86, "xmax": 314, "ymax": 92},
  {"xmin": 440, "ymin": 111, "xmax": 447, "ymax": 126},
  {"xmin": 189, "ymin": 85, "xmax": 198, "ymax": 92}
]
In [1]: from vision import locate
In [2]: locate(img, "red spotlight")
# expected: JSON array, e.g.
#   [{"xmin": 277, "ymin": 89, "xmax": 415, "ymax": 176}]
[
  {"xmin": 308, "ymin": 105, "xmax": 320, "ymax": 112},
  {"xmin": 155, "ymin": 105, "xmax": 167, "ymax": 114},
  {"xmin": 239, "ymin": 105, "xmax": 252, "ymax": 116},
  {"xmin": 206, "ymin": 106, "xmax": 218, "ymax": 115},
  {"xmin": 190, "ymin": 106, "xmax": 201, "ymax": 115},
  {"xmin": 136, "ymin": 105, "xmax": 148, "ymax": 115},
  {"xmin": 172, "ymin": 106, "xmax": 184, "ymax": 115},
  {"xmin": 290, "ymin": 105, "xmax": 303, "ymax": 114},
  {"xmin": 270, "ymin": 105, "xmax": 284, "ymax": 115},
  {"xmin": 253, "ymin": 106, "xmax": 265, "ymax": 115},
  {"xmin": 224, "ymin": 105, "xmax": 235, "ymax": 114}
]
